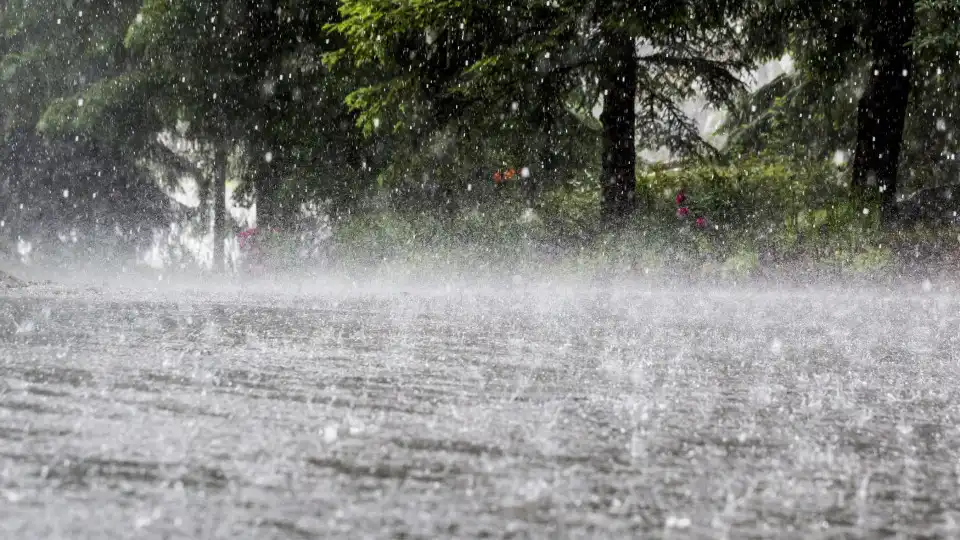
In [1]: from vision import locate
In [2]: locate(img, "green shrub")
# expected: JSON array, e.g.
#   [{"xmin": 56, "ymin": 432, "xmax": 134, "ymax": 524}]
[{"xmin": 323, "ymin": 156, "xmax": 951, "ymax": 280}]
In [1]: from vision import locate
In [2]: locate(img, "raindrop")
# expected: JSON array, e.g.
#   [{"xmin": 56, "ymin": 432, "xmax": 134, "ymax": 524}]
[{"xmin": 665, "ymin": 516, "xmax": 691, "ymax": 529}]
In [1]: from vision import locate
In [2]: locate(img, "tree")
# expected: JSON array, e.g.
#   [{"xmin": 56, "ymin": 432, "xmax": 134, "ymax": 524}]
[
  {"xmin": 35, "ymin": 0, "xmax": 383, "ymax": 270},
  {"xmin": 729, "ymin": 0, "xmax": 960, "ymax": 221},
  {"xmin": 123, "ymin": 0, "xmax": 389, "ymax": 243},
  {"xmin": 0, "ymin": 0, "xmax": 187, "ymax": 262},
  {"xmin": 329, "ymin": 0, "xmax": 751, "ymax": 225},
  {"xmin": 849, "ymin": 0, "xmax": 915, "ymax": 218}
]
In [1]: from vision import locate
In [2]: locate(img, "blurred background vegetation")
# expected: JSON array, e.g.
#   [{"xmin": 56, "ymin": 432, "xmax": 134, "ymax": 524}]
[{"xmin": 1, "ymin": 0, "xmax": 957, "ymax": 280}]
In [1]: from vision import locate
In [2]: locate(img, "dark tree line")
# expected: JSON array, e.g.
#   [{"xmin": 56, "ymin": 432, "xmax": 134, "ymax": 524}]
[{"xmin": 0, "ymin": 0, "xmax": 954, "ymax": 264}]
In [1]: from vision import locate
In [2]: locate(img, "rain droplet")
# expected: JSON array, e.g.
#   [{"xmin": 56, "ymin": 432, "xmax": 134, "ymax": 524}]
[{"xmin": 665, "ymin": 516, "xmax": 691, "ymax": 529}]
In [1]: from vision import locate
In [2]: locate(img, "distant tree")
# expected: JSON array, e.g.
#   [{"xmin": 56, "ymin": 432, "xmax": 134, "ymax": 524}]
[
  {"xmin": 329, "ymin": 0, "xmax": 752, "ymax": 225},
  {"xmin": 728, "ymin": 0, "xmax": 960, "ymax": 221},
  {"xmin": 0, "ymin": 0, "xmax": 187, "ymax": 261},
  {"xmin": 36, "ymin": 0, "xmax": 386, "ymax": 269}
]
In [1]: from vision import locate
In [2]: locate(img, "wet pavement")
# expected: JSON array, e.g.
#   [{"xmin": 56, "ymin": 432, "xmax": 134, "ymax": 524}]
[{"xmin": 2, "ymin": 280, "xmax": 960, "ymax": 538}]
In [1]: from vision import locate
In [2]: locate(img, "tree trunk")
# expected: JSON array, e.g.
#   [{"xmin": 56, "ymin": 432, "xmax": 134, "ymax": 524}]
[
  {"xmin": 212, "ymin": 144, "xmax": 228, "ymax": 273},
  {"xmin": 851, "ymin": 0, "xmax": 916, "ymax": 222},
  {"xmin": 523, "ymin": 118, "xmax": 557, "ymax": 209},
  {"xmin": 255, "ymin": 159, "xmax": 283, "ymax": 231},
  {"xmin": 598, "ymin": 27, "xmax": 638, "ymax": 225},
  {"xmin": 524, "ymin": 151, "xmax": 548, "ymax": 209}
]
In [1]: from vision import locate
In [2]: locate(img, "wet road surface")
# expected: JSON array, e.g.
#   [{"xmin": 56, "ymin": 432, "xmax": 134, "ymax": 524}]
[{"xmin": 2, "ymin": 281, "xmax": 960, "ymax": 538}]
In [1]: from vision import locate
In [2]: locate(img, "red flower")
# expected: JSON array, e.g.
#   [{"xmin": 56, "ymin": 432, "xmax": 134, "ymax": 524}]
[
  {"xmin": 493, "ymin": 171, "xmax": 503, "ymax": 183},
  {"xmin": 676, "ymin": 191, "xmax": 686, "ymax": 205},
  {"xmin": 676, "ymin": 206, "xmax": 690, "ymax": 217},
  {"xmin": 505, "ymin": 168, "xmax": 516, "ymax": 180},
  {"xmin": 237, "ymin": 228, "xmax": 257, "ymax": 249},
  {"xmin": 695, "ymin": 216, "xmax": 707, "ymax": 228}
]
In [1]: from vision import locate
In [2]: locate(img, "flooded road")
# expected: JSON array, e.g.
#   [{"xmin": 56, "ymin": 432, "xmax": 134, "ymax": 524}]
[{"xmin": 2, "ymin": 280, "xmax": 960, "ymax": 538}]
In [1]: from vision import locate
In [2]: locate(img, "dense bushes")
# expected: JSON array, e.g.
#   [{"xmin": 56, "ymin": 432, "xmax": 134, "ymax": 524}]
[
  {"xmin": 276, "ymin": 156, "xmax": 958, "ymax": 281},
  {"xmin": 632, "ymin": 157, "xmax": 891, "ymax": 275}
]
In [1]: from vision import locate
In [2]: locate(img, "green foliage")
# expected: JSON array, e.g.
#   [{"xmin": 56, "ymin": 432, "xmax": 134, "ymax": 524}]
[
  {"xmin": 0, "ymin": 0, "xmax": 184, "ymax": 258},
  {"xmin": 2, "ymin": 0, "xmax": 958, "ymax": 271},
  {"xmin": 727, "ymin": 0, "xmax": 960, "ymax": 194},
  {"xmin": 720, "ymin": 70, "xmax": 862, "ymax": 161},
  {"xmin": 641, "ymin": 158, "xmax": 850, "ymax": 230},
  {"xmin": 327, "ymin": 157, "xmax": 914, "ymax": 280},
  {"xmin": 0, "ymin": 0, "xmax": 144, "ymax": 140},
  {"xmin": 638, "ymin": 158, "xmax": 890, "ymax": 266},
  {"xmin": 327, "ymin": 0, "xmax": 755, "ymax": 218}
]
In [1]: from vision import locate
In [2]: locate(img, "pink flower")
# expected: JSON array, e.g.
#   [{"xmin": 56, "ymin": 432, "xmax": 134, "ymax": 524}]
[
  {"xmin": 676, "ymin": 206, "xmax": 690, "ymax": 217},
  {"xmin": 676, "ymin": 191, "xmax": 686, "ymax": 205},
  {"xmin": 237, "ymin": 228, "xmax": 258, "ymax": 249},
  {"xmin": 695, "ymin": 216, "xmax": 707, "ymax": 228}
]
